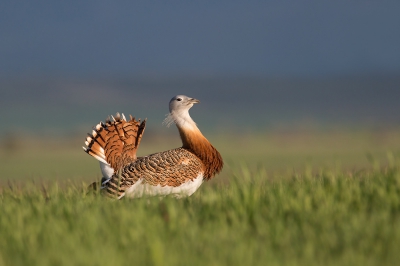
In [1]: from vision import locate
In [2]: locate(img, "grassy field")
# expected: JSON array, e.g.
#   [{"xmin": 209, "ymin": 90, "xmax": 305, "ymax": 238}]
[{"xmin": 1, "ymin": 129, "xmax": 400, "ymax": 265}]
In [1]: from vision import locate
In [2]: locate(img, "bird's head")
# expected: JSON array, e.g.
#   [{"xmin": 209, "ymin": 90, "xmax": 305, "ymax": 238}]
[
  {"xmin": 169, "ymin": 95, "xmax": 200, "ymax": 113},
  {"xmin": 163, "ymin": 95, "xmax": 200, "ymax": 128}
]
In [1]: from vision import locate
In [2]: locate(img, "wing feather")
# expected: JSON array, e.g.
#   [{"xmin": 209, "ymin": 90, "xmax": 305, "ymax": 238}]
[{"xmin": 104, "ymin": 148, "xmax": 205, "ymax": 198}]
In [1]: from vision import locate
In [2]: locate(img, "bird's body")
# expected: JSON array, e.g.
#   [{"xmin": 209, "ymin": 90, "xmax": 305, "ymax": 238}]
[{"xmin": 83, "ymin": 95, "xmax": 223, "ymax": 199}]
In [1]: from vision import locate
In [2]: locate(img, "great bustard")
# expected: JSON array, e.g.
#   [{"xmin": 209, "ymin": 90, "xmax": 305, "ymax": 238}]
[{"xmin": 83, "ymin": 95, "xmax": 223, "ymax": 199}]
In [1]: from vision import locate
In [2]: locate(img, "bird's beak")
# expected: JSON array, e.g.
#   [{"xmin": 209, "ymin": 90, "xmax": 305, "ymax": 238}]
[{"xmin": 190, "ymin": 98, "xmax": 200, "ymax": 104}]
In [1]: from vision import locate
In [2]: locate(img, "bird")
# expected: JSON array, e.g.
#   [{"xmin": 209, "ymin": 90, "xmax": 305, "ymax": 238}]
[{"xmin": 83, "ymin": 95, "xmax": 223, "ymax": 199}]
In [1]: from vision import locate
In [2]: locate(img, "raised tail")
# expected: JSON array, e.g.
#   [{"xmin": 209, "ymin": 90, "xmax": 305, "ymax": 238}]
[{"xmin": 83, "ymin": 113, "xmax": 146, "ymax": 173}]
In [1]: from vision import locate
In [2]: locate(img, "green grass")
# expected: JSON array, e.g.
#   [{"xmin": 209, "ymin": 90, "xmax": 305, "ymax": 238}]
[
  {"xmin": 1, "ymin": 130, "xmax": 400, "ymax": 265},
  {"xmin": 1, "ymin": 161, "xmax": 400, "ymax": 266}
]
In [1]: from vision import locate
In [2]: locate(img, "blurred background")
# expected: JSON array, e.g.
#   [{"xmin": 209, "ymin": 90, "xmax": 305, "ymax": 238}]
[{"xmin": 1, "ymin": 1, "xmax": 400, "ymax": 181}]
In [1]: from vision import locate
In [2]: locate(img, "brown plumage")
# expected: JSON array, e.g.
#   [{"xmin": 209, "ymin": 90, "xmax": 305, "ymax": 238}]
[
  {"xmin": 83, "ymin": 95, "xmax": 223, "ymax": 199},
  {"xmin": 84, "ymin": 113, "xmax": 146, "ymax": 170}
]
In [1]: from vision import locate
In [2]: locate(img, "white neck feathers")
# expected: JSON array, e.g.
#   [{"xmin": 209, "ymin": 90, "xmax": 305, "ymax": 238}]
[{"xmin": 163, "ymin": 109, "xmax": 198, "ymax": 132}]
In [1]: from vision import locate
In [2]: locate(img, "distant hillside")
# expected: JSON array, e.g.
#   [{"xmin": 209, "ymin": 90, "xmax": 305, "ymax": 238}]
[{"xmin": 1, "ymin": 74, "xmax": 399, "ymax": 136}]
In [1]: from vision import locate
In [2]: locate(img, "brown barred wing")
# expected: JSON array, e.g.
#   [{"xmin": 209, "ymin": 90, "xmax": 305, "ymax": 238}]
[{"xmin": 104, "ymin": 148, "xmax": 205, "ymax": 198}]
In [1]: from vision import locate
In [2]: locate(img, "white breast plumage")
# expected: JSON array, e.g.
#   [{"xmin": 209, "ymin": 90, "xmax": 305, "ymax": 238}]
[{"xmin": 121, "ymin": 173, "xmax": 204, "ymax": 199}]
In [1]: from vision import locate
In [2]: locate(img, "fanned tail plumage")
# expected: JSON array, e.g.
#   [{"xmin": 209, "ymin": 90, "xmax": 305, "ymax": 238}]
[{"xmin": 83, "ymin": 113, "xmax": 146, "ymax": 172}]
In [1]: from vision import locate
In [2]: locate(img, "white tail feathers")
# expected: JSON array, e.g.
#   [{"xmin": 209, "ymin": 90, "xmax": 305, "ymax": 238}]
[
  {"xmin": 100, "ymin": 161, "xmax": 114, "ymax": 179},
  {"xmin": 82, "ymin": 146, "xmax": 107, "ymax": 165}
]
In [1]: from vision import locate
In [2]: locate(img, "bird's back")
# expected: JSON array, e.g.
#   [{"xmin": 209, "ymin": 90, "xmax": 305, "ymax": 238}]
[{"xmin": 104, "ymin": 148, "xmax": 205, "ymax": 199}]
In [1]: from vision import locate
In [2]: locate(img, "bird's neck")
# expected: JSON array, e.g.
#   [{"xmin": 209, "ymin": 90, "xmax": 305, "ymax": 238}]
[
  {"xmin": 173, "ymin": 110, "xmax": 204, "ymax": 149},
  {"xmin": 176, "ymin": 115, "xmax": 223, "ymax": 180},
  {"xmin": 178, "ymin": 125, "xmax": 206, "ymax": 150}
]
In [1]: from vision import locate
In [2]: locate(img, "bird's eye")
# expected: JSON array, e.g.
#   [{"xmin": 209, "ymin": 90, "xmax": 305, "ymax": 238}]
[{"xmin": 176, "ymin": 98, "xmax": 182, "ymax": 101}]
